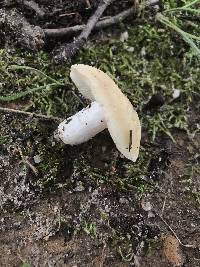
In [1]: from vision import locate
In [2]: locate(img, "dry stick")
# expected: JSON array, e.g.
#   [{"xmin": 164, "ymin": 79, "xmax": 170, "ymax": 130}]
[
  {"xmin": 99, "ymin": 243, "xmax": 107, "ymax": 267},
  {"xmin": 0, "ymin": 106, "xmax": 63, "ymax": 122},
  {"xmin": 53, "ymin": 0, "xmax": 115, "ymax": 63},
  {"xmin": 161, "ymin": 195, "xmax": 167, "ymax": 216},
  {"xmin": 155, "ymin": 211, "xmax": 196, "ymax": 248},
  {"xmin": 18, "ymin": 146, "xmax": 38, "ymax": 176},
  {"xmin": 85, "ymin": 0, "xmax": 91, "ymax": 9},
  {"xmin": 45, "ymin": 7, "xmax": 135, "ymax": 38},
  {"xmin": 44, "ymin": 0, "xmax": 160, "ymax": 38}
]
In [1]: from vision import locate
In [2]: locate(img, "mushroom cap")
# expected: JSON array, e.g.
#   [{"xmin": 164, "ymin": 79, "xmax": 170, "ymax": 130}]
[{"xmin": 70, "ymin": 64, "xmax": 141, "ymax": 162}]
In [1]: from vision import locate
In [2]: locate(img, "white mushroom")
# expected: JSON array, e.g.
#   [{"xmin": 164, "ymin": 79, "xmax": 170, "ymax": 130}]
[{"xmin": 57, "ymin": 64, "xmax": 141, "ymax": 162}]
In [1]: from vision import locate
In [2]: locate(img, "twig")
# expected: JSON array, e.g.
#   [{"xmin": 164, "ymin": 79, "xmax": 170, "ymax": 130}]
[
  {"xmin": 155, "ymin": 211, "xmax": 196, "ymax": 248},
  {"xmin": 161, "ymin": 195, "xmax": 167, "ymax": 216},
  {"xmin": 59, "ymin": 12, "xmax": 77, "ymax": 17},
  {"xmin": 99, "ymin": 242, "xmax": 107, "ymax": 267},
  {"xmin": 44, "ymin": 7, "xmax": 135, "ymax": 38},
  {"xmin": 85, "ymin": 0, "xmax": 91, "ymax": 9},
  {"xmin": 133, "ymin": 0, "xmax": 139, "ymax": 11},
  {"xmin": 0, "ymin": 106, "xmax": 63, "ymax": 122},
  {"xmin": 18, "ymin": 146, "xmax": 38, "ymax": 176},
  {"xmin": 17, "ymin": 248, "xmax": 27, "ymax": 265},
  {"xmin": 44, "ymin": 0, "xmax": 160, "ymax": 39},
  {"xmin": 52, "ymin": 0, "xmax": 115, "ymax": 63}
]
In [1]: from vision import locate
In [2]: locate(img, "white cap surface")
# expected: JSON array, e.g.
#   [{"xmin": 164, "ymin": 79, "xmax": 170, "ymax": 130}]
[{"xmin": 70, "ymin": 64, "xmax": 141, "ymax": 162}]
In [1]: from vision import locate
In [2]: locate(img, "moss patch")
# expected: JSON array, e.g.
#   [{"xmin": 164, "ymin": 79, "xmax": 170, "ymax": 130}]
[{"xmin": 0, "ymin": 17, "xmax": 199, "ymax": 195}]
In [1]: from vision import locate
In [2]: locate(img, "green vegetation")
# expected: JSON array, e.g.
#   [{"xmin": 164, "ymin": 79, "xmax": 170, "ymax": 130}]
[
  {"xmin": 0, "ymin": 2, "xmax": 199, "ymax": 264},
  {"xmin": 0, "ymin": 135, "xmax": 9, "ymax": 145},
  {"xmin": 0, "ymin": 0, "xmax": 199, "ymax": 195},
  {"xmin": 157, "ymin": 0, "xmax": 200, "ymax": 56},
  {"xmin": 21, "ymin": 263, "xmax": 31, "ymax": 267},
  {"xmin": 83, "ymin": 221, "xmax": 97, "ymax": 238}
]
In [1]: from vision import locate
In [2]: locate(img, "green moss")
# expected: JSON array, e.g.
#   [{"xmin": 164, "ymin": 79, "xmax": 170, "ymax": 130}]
[
  {"xmin": 21, "ymin": 263, "xmax": 31, "ymax": 267},
  {"xmin": 83, "ymin": 221, "xmax": 97, "ymax": 238},
  {"xmin": 0, "ymin": 135, "xmax": 9, "ymax": 145},
  {"xmin": 0, "ymin": 12, "xmax": 199, "ymax": 194},
  {"xmin": 0, "ymin": 49, "xmax": 80, "ymax": 117},
  {"xmin": 78, "ymin": 23, "xmax": 199, "ymax": 141}
]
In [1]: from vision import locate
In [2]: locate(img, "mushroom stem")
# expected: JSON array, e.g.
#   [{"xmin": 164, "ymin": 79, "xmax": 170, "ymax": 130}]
[{"xmin": 57, "ymin": 101, "xmax": 106, "ymax": 145}]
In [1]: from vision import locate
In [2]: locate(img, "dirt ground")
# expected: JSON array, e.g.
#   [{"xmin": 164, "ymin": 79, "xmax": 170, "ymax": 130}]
[
  {"xmin": 0, "ymin": 128, "xmax": 199, "ymax": 267},
  {"xmin": 0, "ymin": 1, "xmax": 200, "ymax": 267}
]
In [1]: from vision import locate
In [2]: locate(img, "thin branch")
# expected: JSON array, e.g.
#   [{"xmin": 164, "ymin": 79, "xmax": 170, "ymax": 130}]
[
  {"xmin": 85, "ymin": 0, "xmax": 91, "ymax": 9},
  {"xmin": 44, "ymin": 0, "xmax": 160, "ymax": 39},
  {"xmin": 0, "ymin": 106, "xmax": 63, "ymax": 122},
  {"xmin": 161, "ymin": 195, "xmax": 167, "ymax": 216},
  {"xmin": 18, "ymin": 146, "xmax": 38, "ymax": 176},
  {"xmin": 44, "ymin": 7, "xmax": 135, "ymax": 38},
  {"xmin": 52, "ymin": 0, "xmax": 115, "ymax": 63},
  {"xmin": 155, "ymin": 211, "xmax": 196, "ymax": 248}
]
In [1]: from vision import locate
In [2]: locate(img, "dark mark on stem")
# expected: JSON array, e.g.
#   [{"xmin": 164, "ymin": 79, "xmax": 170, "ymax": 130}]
[
  {"xmin": 129, "ymin": 130, "xmax": 132, "ymax": 152},
  {"xmin": 65, "ymin": 117, "xmax": 72, "ymax": 124}
]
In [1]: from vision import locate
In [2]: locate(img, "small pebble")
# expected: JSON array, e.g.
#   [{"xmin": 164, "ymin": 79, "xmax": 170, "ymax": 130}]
[
  {"xmin": 104, "ymin": 204, "xmax": 110, "ymax": 213},
  {"xmin": 102, "ymin": 146, "xmax": 106, "ymax": 153},
  {"xmin": 172, "ymin": 89, "xmax": 180, "ymax": 99},
  {"xmin": 74, "ymin": 182, "xmax": 85, "ymax": 192},
  {"xmin": 148, "ymin": 211, "xmax": 155, "ymax": 218},
  {"xmin": 126, "ymin": 46, "xmax": 134, "ymax": 52},
  {"xmin": 33, "ymin": 155, "xmax": 42, "ymax": 164},
  {"xmin": 141, "ymin": 47, "xmax": 146, "ymax": 56},
  {"xmin": 120, "ymin": 31, "xmax": 129, "ymax": 42},
  {"xmin": 119, "ymin": 197, "xmax": 129, "ymax": 204},
  {"xmin": 142, "ymin": 201, "xmax": 152, "ymax": 211}
]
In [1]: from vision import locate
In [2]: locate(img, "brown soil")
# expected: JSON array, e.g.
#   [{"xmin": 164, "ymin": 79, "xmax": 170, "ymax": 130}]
[{"xmin": 0, "ymin": 125, "xmax": 199, "ymax": 266}]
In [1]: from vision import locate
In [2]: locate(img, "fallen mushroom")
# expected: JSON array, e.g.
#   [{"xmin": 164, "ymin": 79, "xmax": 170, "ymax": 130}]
[{"xmin": 56, "ymin": 64, "xmax": 141, "ymax": 162}]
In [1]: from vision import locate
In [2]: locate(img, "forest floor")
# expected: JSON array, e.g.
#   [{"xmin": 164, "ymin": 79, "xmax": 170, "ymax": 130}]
[{"xmin": 0, "ymin": 1, "xmax": 199, "ymax": 266}]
